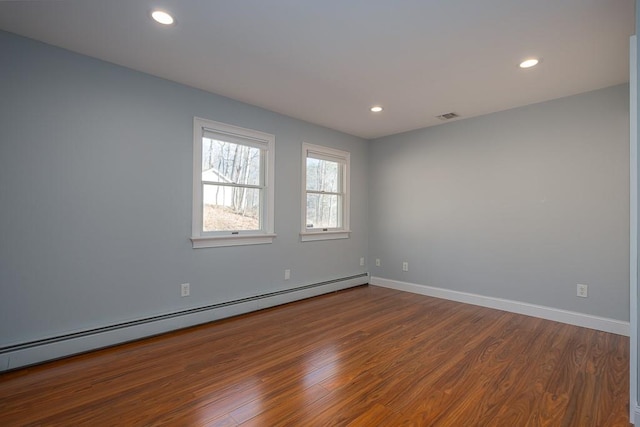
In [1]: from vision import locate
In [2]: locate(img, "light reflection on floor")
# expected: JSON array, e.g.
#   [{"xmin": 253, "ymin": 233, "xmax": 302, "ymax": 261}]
[{"xmin": 187, "ymin": 344, "xmax": 341, "ymax": 425}]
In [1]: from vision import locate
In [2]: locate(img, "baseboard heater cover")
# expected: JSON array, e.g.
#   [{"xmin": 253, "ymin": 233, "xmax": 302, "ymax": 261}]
[{"xmin": 0, "ymin": 273, "xmax": 368, "ymax": 371}]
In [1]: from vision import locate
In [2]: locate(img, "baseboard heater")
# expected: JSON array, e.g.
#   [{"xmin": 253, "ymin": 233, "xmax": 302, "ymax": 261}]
[{"xmin": 0, "ymin": 273, "xmax": 368, "ymax": 371}]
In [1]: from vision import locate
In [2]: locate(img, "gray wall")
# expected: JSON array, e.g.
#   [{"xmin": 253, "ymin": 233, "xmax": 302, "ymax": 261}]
[
  {"xmin": 369, "ymin": 84, "xmax": 630, "ymax": 321},
  {"xmin": 0, "ymin": 28, "xmax": 631, "ymax": 353},
  {"xmin": 0, "ymin": 31, "xmax": 369, "ymax": 346}
]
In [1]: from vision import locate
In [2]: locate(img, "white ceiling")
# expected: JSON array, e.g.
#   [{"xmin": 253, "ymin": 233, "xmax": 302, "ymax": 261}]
[{"xmin": 0, "ymin": 0, "xmax": 635, "ymax": 139}]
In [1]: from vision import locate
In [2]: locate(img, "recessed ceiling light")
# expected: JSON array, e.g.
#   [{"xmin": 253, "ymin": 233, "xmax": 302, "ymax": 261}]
[
  {"xmin": 151, "ymin": 10, "xmax": 175, "ymax": 25},
  {"xmin": 370, "ymin": 106, "xmax": 383, "ymax": 113},
  {"xmin": 519, "ymin": 58, "xmax": 539, "ymax": 69}
]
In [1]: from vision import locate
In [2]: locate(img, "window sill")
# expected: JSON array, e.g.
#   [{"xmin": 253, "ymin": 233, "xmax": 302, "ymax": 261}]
[
  {"xmin": 191, "ymin": 233, "xmax": 276, "ymax": 248},
  {"xmin": 300, "ymin": 230, "xmax": 351, "ymax": 242}
]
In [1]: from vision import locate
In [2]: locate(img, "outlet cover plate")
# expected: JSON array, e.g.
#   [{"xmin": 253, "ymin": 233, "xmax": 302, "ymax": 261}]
[
  {"xmin": 181, "ymin": 283, "xmax": 190, "ymax": 297},
  {"xmin": 577, "ymin": 284, "xmax": 588, "ymax": 298}
]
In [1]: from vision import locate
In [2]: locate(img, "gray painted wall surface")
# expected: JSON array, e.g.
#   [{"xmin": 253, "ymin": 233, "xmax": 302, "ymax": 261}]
[
  {"xmin": 369, "ymin": 84, "xmax": 630, "ymax": 321},
  {"xmin": 0, "ymin": 31, "xmax": 369, "ymax": 346},
  {"xmin": 0, "ymin": 28, "xmax": 631, "ymax": 352}
]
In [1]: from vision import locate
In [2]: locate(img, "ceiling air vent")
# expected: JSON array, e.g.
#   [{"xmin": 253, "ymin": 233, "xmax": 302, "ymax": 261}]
[{"xmin": 436, "ymin": 112, "xmax": 459, "ymax": 121}]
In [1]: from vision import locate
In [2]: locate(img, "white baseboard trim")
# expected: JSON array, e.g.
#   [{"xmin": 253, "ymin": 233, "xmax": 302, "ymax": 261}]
[
  {"xmin": 1, "ymin": 274, "xmax": 368, "ymax": 372},
  {"xmin": 633, "ymin": 405, "xmax": 640, "ymax": 425},
  {"xmin": 370, "ymin": 276, "xmax": 629, "ymax": 336}
]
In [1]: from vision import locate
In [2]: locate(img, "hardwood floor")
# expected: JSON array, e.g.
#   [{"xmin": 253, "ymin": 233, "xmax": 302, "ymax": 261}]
[{"xmin": 0, "ymin": 285, "xmax": 630, "ymax": 426}]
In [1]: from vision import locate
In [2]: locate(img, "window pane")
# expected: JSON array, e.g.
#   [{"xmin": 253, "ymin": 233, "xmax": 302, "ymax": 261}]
[
  {"xmin": 202, "ymin": 138, "xmax": 261, "ymax": 186},
  {"xmin": 306, "ymin": 158, "xmax": 339, "ymax": 192},
  {"xmin": 306, "ymin": 193, "xmax": 340, "ymax": 229},
  {"xmin": 203, "ymin": 184, "xmax": 261, "ymax": 231}
]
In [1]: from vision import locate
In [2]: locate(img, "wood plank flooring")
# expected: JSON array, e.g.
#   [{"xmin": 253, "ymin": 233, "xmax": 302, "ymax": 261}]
[{"xmin": 0, "ymin": 285, "xmax": 630, "ymax": 426}]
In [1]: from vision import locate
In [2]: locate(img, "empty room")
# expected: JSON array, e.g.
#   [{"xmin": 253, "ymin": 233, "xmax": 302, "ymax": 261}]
[{"xmin": 0, "ymin": 1, "xmax": 637, "ymax": 425}]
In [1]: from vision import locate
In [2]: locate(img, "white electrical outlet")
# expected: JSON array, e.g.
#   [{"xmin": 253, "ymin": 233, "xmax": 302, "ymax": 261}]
[
  {"xmin": 285, "ymin": 269, "xmax": 291, "ymax": 280},
  {"xmin": 577, "ymin": 284, "xmax": 588, "ymax": 298},
  {"xmin": 375, "ymin": 258, "xmax": 381, "ymax": 267},
  {"xmin": 180, "ymin": 283, "xmax": 190, "ymax": 297},
  {"xmin": 402, "ymin": 262, "xmax": 409, "ymax": 272},
  {"xmin": 360, "ymin": 257, "xmax": 365, "ymax": 266}
]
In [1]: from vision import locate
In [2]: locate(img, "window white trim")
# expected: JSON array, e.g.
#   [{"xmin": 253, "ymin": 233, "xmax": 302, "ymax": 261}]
[
  {"xmin": 301, "ymin": 142, "xmax": 350, "ymax": 242},
  {"xmin": 300, "ymin": 230, "xmax": 351, "ymax": 242},
  {"xmin": 191, "ymin": 233, "xmax": 277, "ymax": 248},
  {"xmin": 192, "ymin": 117, "xmax": 275, "ymax": 248}
]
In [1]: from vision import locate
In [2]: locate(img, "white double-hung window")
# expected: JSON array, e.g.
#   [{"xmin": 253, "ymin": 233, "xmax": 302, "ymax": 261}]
[
  {"xmin": 301, "ymin": 142, "xmax": 350, "ymax": 241},
  {"xmin": 191, "ymin": 117, "xmax": 275, "ymax": 248}
]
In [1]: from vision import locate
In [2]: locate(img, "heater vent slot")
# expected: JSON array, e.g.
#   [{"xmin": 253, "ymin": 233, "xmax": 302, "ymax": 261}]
[{"xmin": 436, "ymin": 112, "xmax": 460, "ymax": 120}]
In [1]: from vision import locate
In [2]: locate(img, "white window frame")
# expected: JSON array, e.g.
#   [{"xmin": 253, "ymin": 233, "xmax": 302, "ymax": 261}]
[
  {"xmin": 191, "ymin": 117, "xmax": 276, "ymax": 248},
  {"xmin": 300, "ymin": 142, "xmax": 350, "ymax": 242}
]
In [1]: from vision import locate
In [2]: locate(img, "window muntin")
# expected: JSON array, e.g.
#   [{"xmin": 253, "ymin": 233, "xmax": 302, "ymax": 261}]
[
  {"xmin": 192, "ymin": 118, "xmax": 275, "ymax": 248},
  {"xmin": 301, "ymin": 143, "xmax": 350, "ymax": 241}
]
